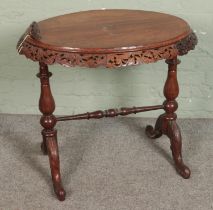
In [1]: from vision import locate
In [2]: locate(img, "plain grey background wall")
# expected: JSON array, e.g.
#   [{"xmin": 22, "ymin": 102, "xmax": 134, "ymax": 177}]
[{"xmin": 0, "ymin": 0, "xmax": 213, "ymax": 117}]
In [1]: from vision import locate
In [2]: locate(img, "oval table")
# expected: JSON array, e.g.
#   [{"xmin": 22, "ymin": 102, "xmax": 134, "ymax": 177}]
[{"xmin": 17, "ymin": 9, "xmax": 198, "ymax": 201}]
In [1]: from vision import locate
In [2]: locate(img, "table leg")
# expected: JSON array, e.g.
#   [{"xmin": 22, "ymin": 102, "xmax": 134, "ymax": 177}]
[
  {"xmin": 41, "ymin": 130, "xmax": 47, "ymax": 155},
  {"xmin": 38, "ymin": 62, "xmax": 66, "ymax": 201},
  {"xmin": 146, "ymin": 57, "xmax": 190, "ymax": 179}
]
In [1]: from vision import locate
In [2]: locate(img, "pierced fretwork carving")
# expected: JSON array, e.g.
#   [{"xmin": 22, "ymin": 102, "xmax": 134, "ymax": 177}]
[{"xmin": 106, "ymin": 45, "xmax": 177, "ymax": 67}]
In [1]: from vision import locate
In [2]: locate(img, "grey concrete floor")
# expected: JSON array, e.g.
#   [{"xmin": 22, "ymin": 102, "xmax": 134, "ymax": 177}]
[{"xmin": 0, "ymin": 114, "xmax": 212, "ymax": 210}]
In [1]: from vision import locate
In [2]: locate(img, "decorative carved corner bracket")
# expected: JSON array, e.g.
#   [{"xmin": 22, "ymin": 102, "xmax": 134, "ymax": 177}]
[
  {"xmin": 17, "ymin": 21, "xmax": 41, "ymax": 53},
  {"xmin": 17, "ymin": 31, "xmax": 198, "ymax": 68},
  {"xmin": 175, "ymin": 32, "xmax": 198, "ymax": 55}
]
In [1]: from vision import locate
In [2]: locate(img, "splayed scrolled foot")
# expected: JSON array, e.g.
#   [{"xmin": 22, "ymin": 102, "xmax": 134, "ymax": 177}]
[
  {"xmin": 174, "ymin": 162, "xmax": 191, "ymax": 179},
  {"xmin": 167, "ymin": 120, "xmax": 191, "ymax": 179},
  {"xmin": 53, "ymin": 182, "xmax": 66, "ymax": 201},
  {"xmin": 46, "ymin": 132, "xmax": 66, "ymax": 201},
  {"xmin": 145, "ymin": 125, "xmax": 162, "ymax": 139},
  {"xmin": 145, "ymin": 115, "xmax": 163, "ymax": 139}
]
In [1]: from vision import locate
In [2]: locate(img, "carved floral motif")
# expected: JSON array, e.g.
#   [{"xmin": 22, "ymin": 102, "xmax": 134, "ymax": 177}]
[
  {"xmin": 106, "ymin": 45, "xmax": 178, "ymax": 68},
  {"xmin": 175, "ymin": 32, "xmax": 198, "ymax": 55}
]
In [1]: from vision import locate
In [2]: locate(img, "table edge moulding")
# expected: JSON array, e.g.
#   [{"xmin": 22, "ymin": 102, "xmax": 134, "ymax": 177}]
[{"xmin": 16, "ymin": 9, "xmax": 198, "ymax": 201}]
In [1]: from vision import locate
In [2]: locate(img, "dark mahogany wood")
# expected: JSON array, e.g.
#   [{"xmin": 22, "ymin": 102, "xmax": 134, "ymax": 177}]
[
  {"xmin": 16, "ymin": 9, "xmax": 198, "ymax": 201},
  {"xmin": 57, "ymin": 105, "xmax": 164, "ymax": 121},
  {"xmin": 38, "ymin": 62, "xmax": 66, "ymax": 201},
  {"xmin": 146, "ymin": 57, "xmax": 190, "ymax": 179}
]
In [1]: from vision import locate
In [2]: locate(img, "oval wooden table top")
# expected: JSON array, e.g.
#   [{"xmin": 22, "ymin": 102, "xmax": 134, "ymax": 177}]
[{"xmin": 17, "ymin": 9, "xmax": 198, "ymax": 68}]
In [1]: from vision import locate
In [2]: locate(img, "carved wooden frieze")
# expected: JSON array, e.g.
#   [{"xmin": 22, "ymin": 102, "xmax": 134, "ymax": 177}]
[
  {"xmin": 17, "ymin": 22, "xmax": 198, "ymax": 68},
  {"xmin": 106, "ymin": 45, "xmax": 178, "ymax": 68}
]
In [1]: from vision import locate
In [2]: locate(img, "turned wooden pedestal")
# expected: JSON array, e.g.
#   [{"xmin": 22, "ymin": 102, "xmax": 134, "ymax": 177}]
[{"xmin": 17, "ymin": 9, "xmax": 198, "ymax": 201}]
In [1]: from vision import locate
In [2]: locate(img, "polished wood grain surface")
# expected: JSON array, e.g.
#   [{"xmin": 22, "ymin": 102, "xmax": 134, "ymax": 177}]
[{"xmin": 38, "ymin": 9, "xmax": 191, "ymax": 51}]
